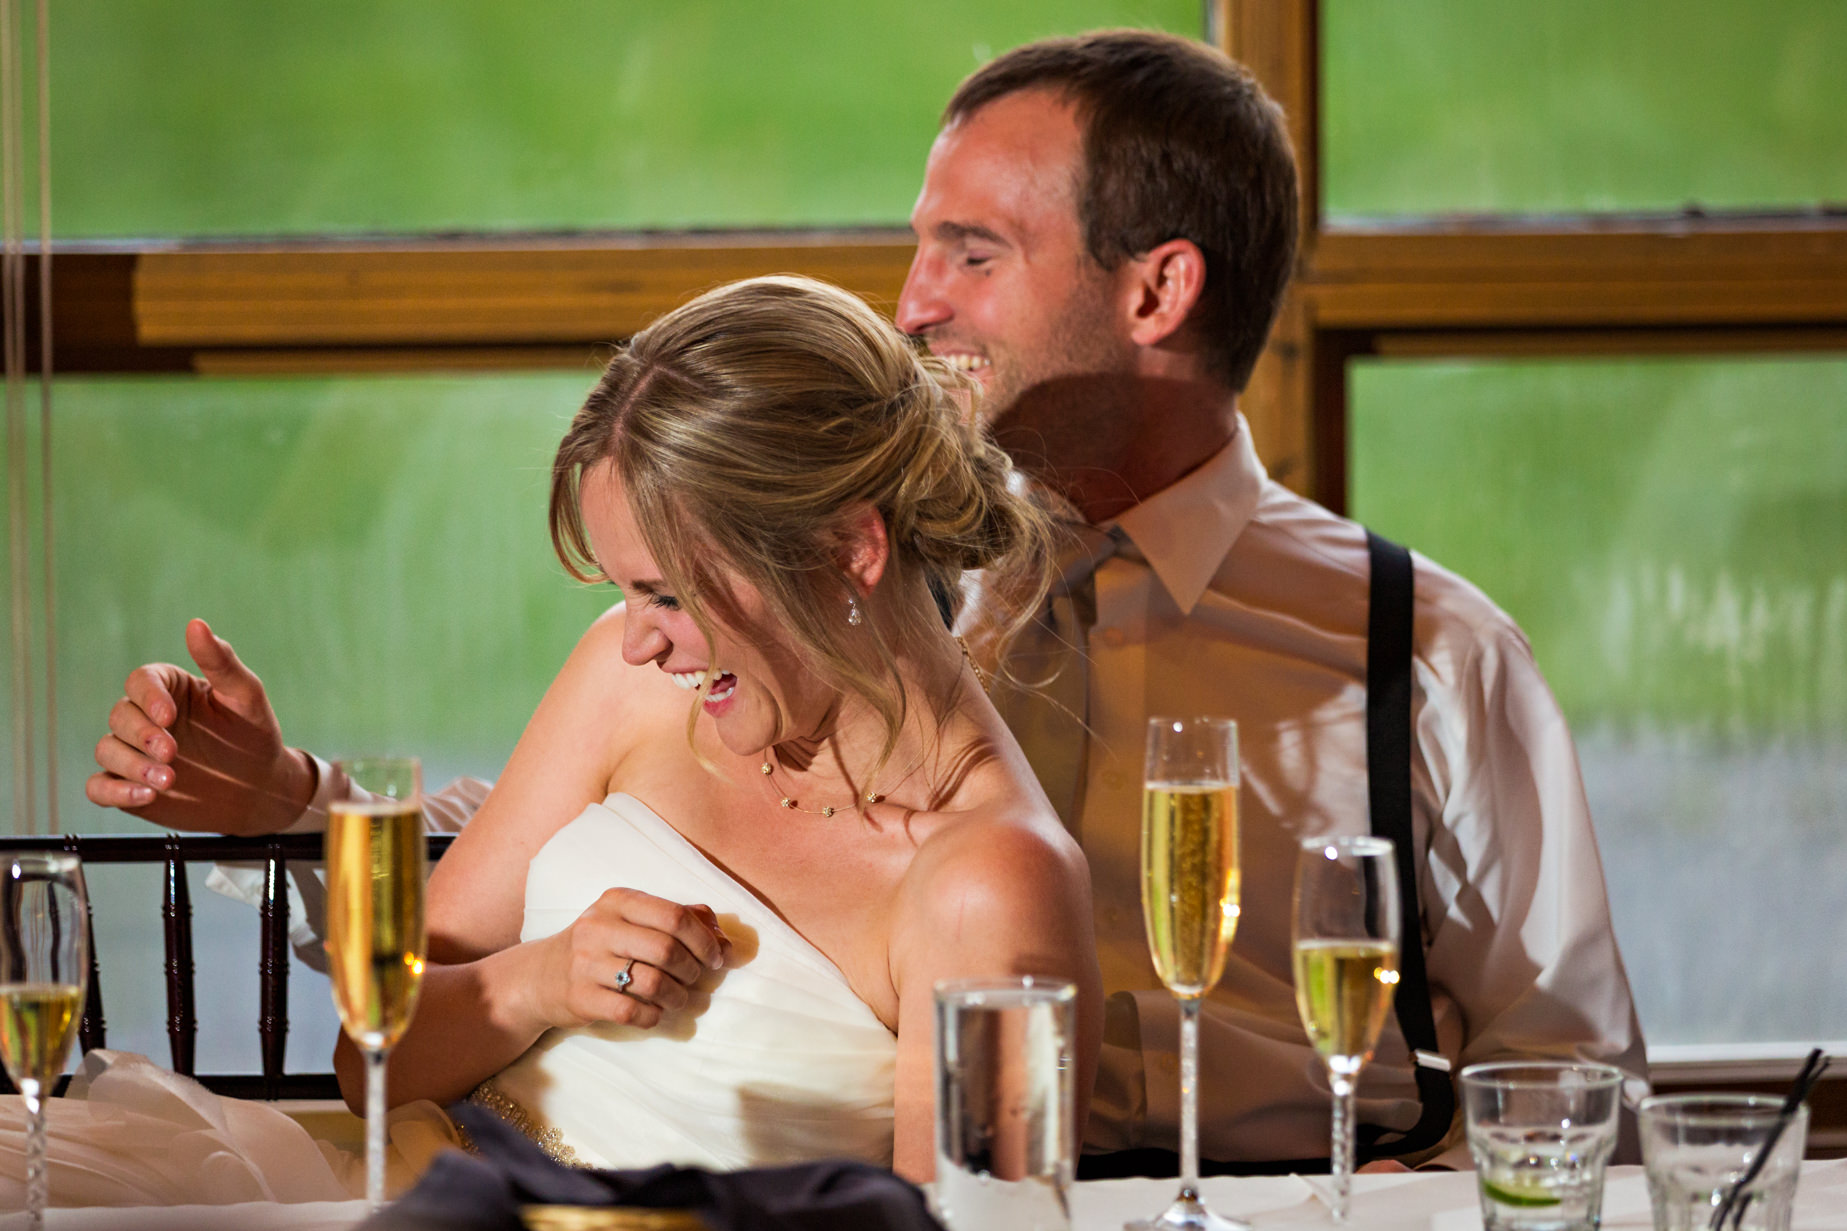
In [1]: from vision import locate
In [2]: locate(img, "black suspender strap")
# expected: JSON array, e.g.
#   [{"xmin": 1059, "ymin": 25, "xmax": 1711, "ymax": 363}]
[
  {"xmin": 1361, "ymin": 530, "xmax": 1456, "ymax": 1159},
  {"xmin": 1078, "ymin": 533, "xmax": 1455, "ymax": 1182}
]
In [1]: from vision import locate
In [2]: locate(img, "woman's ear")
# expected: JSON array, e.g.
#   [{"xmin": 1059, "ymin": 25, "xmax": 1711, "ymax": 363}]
[
  {"xmin": 837, "ymin": 502, "xmax": 891, "ymax": 594},
  {"xmin": 1123, "ymin": 238, "xmax": 1207, "ymax": 349}
]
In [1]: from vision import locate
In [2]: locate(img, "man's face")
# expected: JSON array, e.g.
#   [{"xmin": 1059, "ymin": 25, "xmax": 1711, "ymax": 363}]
[{"xmin": 896, "ymin": 89, "xmax": 1137, "ymax": 427}]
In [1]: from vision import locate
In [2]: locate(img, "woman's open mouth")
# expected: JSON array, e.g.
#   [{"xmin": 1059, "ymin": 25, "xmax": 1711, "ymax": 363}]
[
  {"xmin": 670, "ymin": 667, "xmax": 738, "ymax": 707},
  {"xmin": 702, "ymin": 672, "xmax": 738, "ymax": 705}
]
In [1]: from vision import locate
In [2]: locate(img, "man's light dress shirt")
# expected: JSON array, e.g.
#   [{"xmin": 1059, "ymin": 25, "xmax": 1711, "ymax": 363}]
[{"xmin": 972, "ymin": 418, "xmax": 1645, "ymax": 1165}]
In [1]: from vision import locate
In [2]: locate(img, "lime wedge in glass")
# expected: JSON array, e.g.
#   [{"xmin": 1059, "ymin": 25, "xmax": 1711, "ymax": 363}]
[{"xmin": 1482, "ymin": 1178, "xmax": 1564, "ymax": 1208}]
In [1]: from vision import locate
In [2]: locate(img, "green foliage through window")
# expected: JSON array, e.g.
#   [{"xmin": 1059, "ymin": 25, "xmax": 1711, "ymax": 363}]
[{"xmin": 1324, "ymin": 0, "xmax": 1847, "ymax": 217}]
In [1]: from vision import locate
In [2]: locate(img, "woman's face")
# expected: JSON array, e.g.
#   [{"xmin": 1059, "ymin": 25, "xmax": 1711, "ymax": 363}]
[{"xmin": 579, "ymin": 462, "xmax": 839, "ymax": 758}]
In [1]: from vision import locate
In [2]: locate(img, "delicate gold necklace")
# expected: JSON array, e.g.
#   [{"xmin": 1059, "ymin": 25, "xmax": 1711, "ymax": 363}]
[
  {"xmin": 954, "ymin": 634, "xmax": 989, "ymax": 694},
  {"xmin": 760, "ymin": 637, "xmax": 988, "ymax": 817},
  {"xmin": 759, "ymin": 752, "xmax": 881, "ymax": 818}
]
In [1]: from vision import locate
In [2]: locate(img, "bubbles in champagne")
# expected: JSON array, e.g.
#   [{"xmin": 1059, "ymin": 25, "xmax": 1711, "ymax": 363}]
[
  {"xmin": 1140, "ymin": 782, "xmax": 1240, "ymax": 996},
  {"xmin": 0, "ymin": 982, "xmax": 83, "ymax": 1089},
  {"xmin": 324, "ymin": 802, "xmax": 428, "ymax": 1050},
  {"xmin": 1292, "ymin": 938, "xmax": 1399, "ymax": 1070}
]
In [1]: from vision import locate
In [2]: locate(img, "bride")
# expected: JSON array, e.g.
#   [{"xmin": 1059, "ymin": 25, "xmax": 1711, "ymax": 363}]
[{"xmin": 55, "ymin": 274, "xmax": 1102, "ymax": 1197}]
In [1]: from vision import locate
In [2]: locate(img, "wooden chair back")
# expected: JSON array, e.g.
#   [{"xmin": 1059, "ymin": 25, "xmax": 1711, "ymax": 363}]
[{"xmin": 0, "ymin": 832, "xmax": 452, "ymax": 1099}]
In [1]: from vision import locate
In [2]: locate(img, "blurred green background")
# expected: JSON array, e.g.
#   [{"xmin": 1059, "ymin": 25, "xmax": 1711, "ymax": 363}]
[
  {"xmin": 1351, "ymin": 358, "xmax": 1847, "ymax": 740},
  {"xmin": 1350, "ymin": 358, "xmax": 1847, "ymax": 1044},
  {"xmin": 49, "ymin": 0, "xmax": 1194, "ymax": 236},
  {"xmin": 47, "ymin": 0, "xmax": 1845, "ymax": 236},
  {"xmin": 1323, "ymin": 0, "xmax": 1847, "ymax": 216},
  {"xmin": 51, "ymin": 373, "xmax": 614, "ymax": 785}
]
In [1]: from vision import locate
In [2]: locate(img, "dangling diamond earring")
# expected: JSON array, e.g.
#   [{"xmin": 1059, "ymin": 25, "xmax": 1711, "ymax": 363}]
[{"xmin": 847, "ymin": 595, "xmax": 864, "ymax": 627}]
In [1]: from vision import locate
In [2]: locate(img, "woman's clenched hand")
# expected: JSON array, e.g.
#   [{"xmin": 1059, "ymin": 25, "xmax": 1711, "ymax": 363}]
[{"xmin": 532, "ymin": 888, "xmax": 733, "ymax": 1030}]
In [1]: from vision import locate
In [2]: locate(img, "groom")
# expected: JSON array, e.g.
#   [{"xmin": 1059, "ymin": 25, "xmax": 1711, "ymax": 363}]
[{"xmin": 87, "ymin": 30, "xmax": 1644, "ymax": 1171}]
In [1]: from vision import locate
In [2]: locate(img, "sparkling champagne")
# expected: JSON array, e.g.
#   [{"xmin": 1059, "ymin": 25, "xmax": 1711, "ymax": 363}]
[
  {"xmin": 1292, "ymin": 938, "xmax": 1399, "ymax": 1068},
  {"xmin": 0, "ymin": 982, "xmax": 82, "ymax": 1089},
  {"xmin": 325, "ymin": 801, "xmax": 427, "ymax": 1050},
  {"xmin": 1140, "ymin": 782, "xmax": 1240, "ymax": 997}
]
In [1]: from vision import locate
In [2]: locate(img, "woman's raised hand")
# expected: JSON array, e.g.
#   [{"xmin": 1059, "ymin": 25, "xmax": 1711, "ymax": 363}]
[{"xmin": 536, "ymin": 889, "xmax": 733, "ymax": 1030}]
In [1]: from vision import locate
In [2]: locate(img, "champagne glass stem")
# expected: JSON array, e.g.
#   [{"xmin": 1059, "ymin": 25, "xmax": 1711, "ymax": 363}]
[
  {"xmin": 1179, "ymin": 996, "xmax": 1202, "ymax": 1200},
  {"xmin": 25, "ymin": 1081, "xmax": 47, "ymax": 1231},
  {"xmin": 365, "ymin": 1047, "xmax": 388, "ymax": 1210},
  {"xmin": 1329, "ymin": 1070, "xmax": 1356, "ymax": 1221}
]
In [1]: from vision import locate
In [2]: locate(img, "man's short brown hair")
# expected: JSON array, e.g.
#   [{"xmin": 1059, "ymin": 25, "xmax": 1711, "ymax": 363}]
[{"xmin": 944, "ymin": 29, "xmax": 1299, "ymax": 392}]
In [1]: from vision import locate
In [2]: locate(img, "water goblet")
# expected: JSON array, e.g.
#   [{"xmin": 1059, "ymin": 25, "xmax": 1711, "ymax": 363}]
[{"xmin": 933, "ymin": 976, "xmax": 1077, "ymax": 1231}]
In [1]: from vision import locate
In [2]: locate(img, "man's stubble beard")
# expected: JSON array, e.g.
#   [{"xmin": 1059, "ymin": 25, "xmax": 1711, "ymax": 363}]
[{"xmin": 979, "ymin": 277, "xmax": 1142, "ymax": 489}]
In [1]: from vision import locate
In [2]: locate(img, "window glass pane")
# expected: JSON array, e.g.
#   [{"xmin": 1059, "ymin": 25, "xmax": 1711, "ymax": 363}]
[
  {"xmin": 54, "ymin": 0, "xmax": 1195, "ymax": 238},
  {"xmin": 1349, "ymin": 356, "xmax": 1847, "ymax": 1048},
  {"xmin": 1323, "ymin": 0, "xmax": 1847, "ymax": 218},
  {"xmin": 0, "ymin": 422, "xmax": 50, "ymax": 844},
  {"xmin": 47, "ymin": 371, "xmax": 611, "ymax": 1071}
]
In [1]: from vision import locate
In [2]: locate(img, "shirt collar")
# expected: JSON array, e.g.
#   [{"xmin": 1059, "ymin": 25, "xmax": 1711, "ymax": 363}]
[{"xmin": 1110, "ymin": 414, "xmax": 1265, "ymax": 616}]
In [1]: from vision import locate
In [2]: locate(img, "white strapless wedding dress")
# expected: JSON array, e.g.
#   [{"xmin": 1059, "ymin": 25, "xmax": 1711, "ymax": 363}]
[
  {"xmin": 474, "ymin": 793, "xmax": 897, "ymax": 1171},
  {"xmin": 0, "ymin": 793, "xmax": 896, "ymax": 1206}
]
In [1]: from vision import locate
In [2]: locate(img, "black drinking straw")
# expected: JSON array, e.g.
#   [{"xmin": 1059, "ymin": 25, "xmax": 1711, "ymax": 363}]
[{"xmin": 1709, "ymin": 1047, "xmax": 1829, "ymax": 1231}]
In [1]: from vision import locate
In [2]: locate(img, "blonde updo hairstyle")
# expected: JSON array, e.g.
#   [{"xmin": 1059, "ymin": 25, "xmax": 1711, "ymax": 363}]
[{"xmin": 551, "ymin": 275, "xmax": 1052, "ymax": 771}]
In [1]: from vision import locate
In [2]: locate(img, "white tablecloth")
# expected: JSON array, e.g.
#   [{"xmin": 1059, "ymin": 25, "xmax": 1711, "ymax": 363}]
[
  {"xmin": 0, "ymin": 1203, "xmax": 366, "ymax": 1230},
  {"xmin": 1075, "ymin": 1161, "xmax": 1847, "ymax": 1231},
  {"xmin": 7, "ymin": 1159, "xmax": 1846, "ymax": 1229}
]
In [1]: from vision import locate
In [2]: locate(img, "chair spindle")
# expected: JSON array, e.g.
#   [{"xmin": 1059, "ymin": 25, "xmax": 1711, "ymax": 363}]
[
  {"xmin": 259, "ymin": 843, "xmax": 290, "ymax": 1101},
  {"xmin": 162, "ymin": 841, "xmax": 198, "ymax": 1076},
  {"xmin": 69, "ymin": 836, "xmax": 107, "ymax": 1053}
]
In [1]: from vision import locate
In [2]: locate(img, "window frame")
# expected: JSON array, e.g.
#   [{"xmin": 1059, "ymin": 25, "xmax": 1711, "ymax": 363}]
[
  {"xmin": 16, "ymin": 0, "xmax": 1846, "ymax": 1118},
  {"xmin": 1215, "ymin": 0, "xmax": 1847, "ymax": 1123}
]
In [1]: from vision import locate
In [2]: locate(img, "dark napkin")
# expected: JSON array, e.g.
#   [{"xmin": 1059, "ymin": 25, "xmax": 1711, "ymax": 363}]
[{"xmin": 360, "ymin": 1102, "xmax": 944, "ymax": 1231}]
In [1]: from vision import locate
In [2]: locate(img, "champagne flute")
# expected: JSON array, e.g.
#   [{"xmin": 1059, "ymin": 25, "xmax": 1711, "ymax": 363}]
[
  {"xmin": 1129, "ymin": 716, "xmax": 1246, "ymax": 1231},
  {"xmin": 325, "ymin": 756, "xmax": 427, "ymax": 1211},
  {"xmin": 1291, "ymin": 835, "xmax": 1402, "ymax": 1222},
  {"xmin": 1, "ymin": 852, "xmax": 89, "ymax": 1231}
]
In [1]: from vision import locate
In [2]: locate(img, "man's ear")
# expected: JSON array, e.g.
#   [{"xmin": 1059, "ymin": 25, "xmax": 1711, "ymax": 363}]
[
  {"xmin": 837, "ymin": 502, "xmax": 891, "ymax": 594},
  {"xmin": 1122, "ymin": 238, "xmax": 1207, "ymax": 349}
]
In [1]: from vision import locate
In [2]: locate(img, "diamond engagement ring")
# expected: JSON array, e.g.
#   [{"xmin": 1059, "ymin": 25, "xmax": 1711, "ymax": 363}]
[{"xmin": 614, "ymin": 957, "xmax": 637, "ymax": 993}]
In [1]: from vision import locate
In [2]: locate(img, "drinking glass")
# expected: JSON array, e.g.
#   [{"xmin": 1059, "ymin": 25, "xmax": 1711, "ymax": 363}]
[
  {"xmin": 1291, "ymin": 835, "xmax": 1401, "ymax": 1221},
  {"xmin": 1639, "ymin": 1094, "xmax": 1807, "ymax": 1231},
  {"xmin": 933, "ymin": 976, "xmax": 1077, "ymax": 1231},
  {"xmin": 325, "ymin": 756, "xmax": 427, "ymax": 1210},
  {"xmin": 1, "ymin": 852, "xmax": 89, "ymax": 1231},
  {"xmin": 1130, "ymin": 716, "xmax": 1245, "ymax": 1231},
  {"xmin": 1462, "ymin": 1061, "xmax": 1625, "ymax": 1231}
]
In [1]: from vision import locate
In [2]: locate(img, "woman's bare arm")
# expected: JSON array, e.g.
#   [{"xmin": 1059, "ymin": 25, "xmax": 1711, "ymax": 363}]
[
  {"xmin": 885, "ymin": 814, "xmax": 1103, "ymax": 1182},
  {"xmin": 335, "ymin": 887, "xmax": 730, "ymax": 1106},
  {"xmin": 332, "ymin": 605, "xmax": 728, "ymax": 1108}
]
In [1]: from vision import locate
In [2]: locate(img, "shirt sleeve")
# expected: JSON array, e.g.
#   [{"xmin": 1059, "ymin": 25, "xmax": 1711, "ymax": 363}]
[
  {"xmin": 204, "ymin": 763, "xmax": 494, "ymax": 968},
  {"xmin": 1416, "ymin": 619, "xmax": 1649, "ymax": 1163},
  {"xmin": 279, "ymin": 755, "xmax": 487, "ymax": 834}
]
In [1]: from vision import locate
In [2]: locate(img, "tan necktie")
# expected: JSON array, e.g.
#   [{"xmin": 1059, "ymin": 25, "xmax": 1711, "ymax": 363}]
[{"xmin": 986, "ymin": 521, "xmax": 1124, "ymax": 840}]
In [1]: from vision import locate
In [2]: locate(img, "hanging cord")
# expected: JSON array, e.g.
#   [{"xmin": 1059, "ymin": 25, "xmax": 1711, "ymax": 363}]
[
  {"xmin": 1, "ymin": 0, "xmax": 50, "ymax": 834},
  {"xmin": 32, "ymin": 0, "xmax": 51, "ymax": 831},
  {"xmin": 2, "ymin": 0, "xmax": 40, "ymax": 837}
]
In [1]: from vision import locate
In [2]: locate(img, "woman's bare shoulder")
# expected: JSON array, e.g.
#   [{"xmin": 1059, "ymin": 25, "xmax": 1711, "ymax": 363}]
[
  {"xmin": 893, "ymin": 770, "xmax": 1091, "ymax": 955},
  {"xmin": 426, "ymin": 599, "xmax": 687, "ymax": 956}
]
